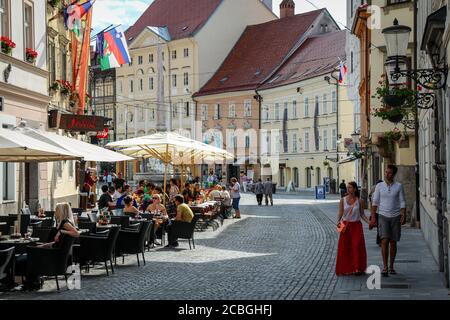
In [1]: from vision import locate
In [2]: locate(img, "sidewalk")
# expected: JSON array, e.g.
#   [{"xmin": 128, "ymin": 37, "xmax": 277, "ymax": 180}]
[{"xmin": 316, "ymin": 201, "xmax": 450, "ymax": 300}]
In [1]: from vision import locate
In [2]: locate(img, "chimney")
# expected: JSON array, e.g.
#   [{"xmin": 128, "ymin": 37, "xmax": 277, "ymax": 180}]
[
  {"xmin": 280, "ymin": 0, "xmax": 295, "ymax": 18},
  {"xmin": 261, "ymin": 0, "xmax": 272, "ymax": 11}
]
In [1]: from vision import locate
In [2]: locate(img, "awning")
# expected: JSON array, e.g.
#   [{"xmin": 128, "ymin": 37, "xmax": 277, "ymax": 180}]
[
  {"xmin": 0, "ymin": 127, "xmax": 81, "ymax": 162},
  {"xmin": 421, "ymin": 6, "xmax": 447, "ymax": 51},
  {"xmin": 13, "ymin": 125, "xmax": 134, "ymax": 162}
]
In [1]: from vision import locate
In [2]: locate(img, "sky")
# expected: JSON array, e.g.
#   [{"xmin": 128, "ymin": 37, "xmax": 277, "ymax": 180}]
[{"xmin": 91, "ymin": 0, "xmax": 348, "ymax": 34}]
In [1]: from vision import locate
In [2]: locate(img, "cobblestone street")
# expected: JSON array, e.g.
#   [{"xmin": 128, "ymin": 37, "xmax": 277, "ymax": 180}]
[{"xmin": 1, "ymin": 193, "xmax": 449, "ymax": 300}]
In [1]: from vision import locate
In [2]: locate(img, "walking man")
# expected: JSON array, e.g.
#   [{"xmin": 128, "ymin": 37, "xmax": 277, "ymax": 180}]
[
  {"xmin": 370, "ymin": 164, "xmax": 406, "ymax": 277},
  {"xmin": 339, "ymin": 180, "xmax": 347, "ymax": 198},
  {"xmin": 263, "ymin": 178, "xmax": 273, "ymax": 206},
  {"xmin": 254, "ymin": 179, "xmax": 264, "ymax": 206}
]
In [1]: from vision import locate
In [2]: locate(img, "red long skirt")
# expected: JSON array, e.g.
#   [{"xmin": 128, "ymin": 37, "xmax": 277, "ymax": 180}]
[{"xmin": 335, "ymin": 221, "xmax": 367, "ymax": 276}]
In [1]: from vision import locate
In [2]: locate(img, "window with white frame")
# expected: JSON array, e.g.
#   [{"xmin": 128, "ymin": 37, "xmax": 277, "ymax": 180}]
[
  {"xmin": 332, "ymin": 91, "xmax": 337, "ymax": 112},
  {"xmin": 139, "ymin": 108, "xmax": 144, "ymax": 121},
  {"xmin": 150, "ymin": 108, "xmax": 155, "ymax": 120},
  {"xmin": 184, "ymin": 102, "xmax": 190, "ymax": 117},
  {"xmin": 315, "ymin": 96, "xmax": 320, "ymax": 115},
  {"xmin": 332, "ymin": 128, "xmax": 337, "ymax": 150},
  {"xmin": 264, "ymin": 105, "xmax": 269, "ymax": 121},
  {"xmin": 172, "ymin": 50, "xmax": 177, "ymax": 59},
  {"xmin": 1, "ymin": 162, "xmax": 15, "ymax": 201},
  {"xmin": 275, "ymin": 103, "xmax": 280, "ymax": 120},
  {"xmin": 292, "ymin": 100, "xmax": 297, "ymax": 119},
  {"xmin": 323, "ymin": 94, "xmax": 328, "ymax": 114},
  {"xmin": 304, "ymin": 97, "xmax": 309, "ymax": 117},
  {"xmin": 214, "ymin": 104, "xmax": 221, "ymax": 120},
  {"xmin": 149, "ymin": 77, "xmax": 154, "ymax": 90},
  {"xmin": 0, "ymin": 0, "xmax": 10, "ymax": 38},
  {"xmin": 24, "ymin": 1, "xmax": 33, "ymax": 52},
  {"xmin": 149, "ymin": 54, "xmax": 154, "ymax": 63},
  {"xmin": 244, "ymin": 100, "xmax": 252, "ymax": 117},
  {"xmin": 139, "ymin": 79, "xmax": 143, "ymax": 91},
  {"xmin": 201, "ymin": 104, "xmax": 208, "ymax": 120},
  {"xmin": 229, "ymin": 103, "xmax": 236, "ymax": 118},
  {"xmin": 172, "ymin": 74, "xmax": 177, "ymax": 88},
  {"xmin": 292, "ymin": 132, "xmax": 298, "ymax": 153},
  {"xmin": 304, "ymin": 131, "xmax": 310, "ymax": 152},
  {"xmin": 183, "ymin": 72, "xmax": 189, "ymax": 86},
  {"xmin": 138, "ymin": 56, "xmax": 143, "ymax": 65},
  {"xmin": 284, "ymin": 102, "xmax": 289, "ymax": 120},
  {"xmin": 323, "ymin": 129, "xmax": 328, "ymax": 151},
  {"xmin": 172, "ymin": 103, "xmax": 177, "ymax": 118},
  {"xmin": 245, "ymin": 135, "xmax": 250, "ymax": 149},
  {"xmin": 130, "ymin": 79, "xmax": 134, "ymax": 93},
  {"xmin": 184, "ymin": 48, "xmax": 189, "ymax": 58},
  {"xmin": 118, "ymin": 80, "xmax": 123, "ymax": 94}
]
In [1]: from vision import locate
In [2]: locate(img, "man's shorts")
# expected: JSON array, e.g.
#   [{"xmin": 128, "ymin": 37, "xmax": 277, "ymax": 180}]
[{"xmin": 378, "ymin": 215, "xmax": 401, "ymax": 242}]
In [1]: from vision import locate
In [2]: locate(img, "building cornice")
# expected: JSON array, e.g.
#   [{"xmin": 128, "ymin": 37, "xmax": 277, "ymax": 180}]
[
  {"xmin": 0, "ymin": 53, "xmax": 49, "ymax": 78},
  {"xmin": 0, "ymin": 82, "xmax": 51, "ymax": 105},
  {"xmin": 47, "ymin": 26, "xmax": 59, "ymax": 39}
]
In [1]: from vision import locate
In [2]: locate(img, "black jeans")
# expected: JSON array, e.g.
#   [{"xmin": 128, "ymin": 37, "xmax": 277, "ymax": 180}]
[{"xmin": 256, "ymin": 194, "xmax": 263, "ymax": 205}]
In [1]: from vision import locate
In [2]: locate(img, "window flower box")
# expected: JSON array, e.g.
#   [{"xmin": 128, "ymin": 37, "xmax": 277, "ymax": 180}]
[
  {"xmin": 26, "ymin": 48, "xmax": 38, "ymax": 64},
  {"xmin": 1, "ymin": 36, "xmax": 16, "ymax": 55}
]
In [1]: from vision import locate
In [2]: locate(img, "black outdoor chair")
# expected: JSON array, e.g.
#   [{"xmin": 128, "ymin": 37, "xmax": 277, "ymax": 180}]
[
  {"xmin": 40, "ymin": 218, "xmax": 55, "ymax": 228},
  {"xmin": 115, "ymin": 220, "xmax": 152, "ymax": 266},
  {"xmin": 78, "ymin": 225, "xmax": 120, "ymax": 276},
  {"xmin": 26, "ymin": 234, "xmax": 76, "ymax": 291},
  {"xmin": 170, "ymin": 216, "xmax": 198, "ymax": 250},
  {"xmin": 87, "ymin": 213, "xmax": 98, "ymax": 223},
  {"xmin": 77, "ymin": 221, "xmax": 96, "ymax": 234},
  {"xmin": 32, "ymin": 227, "xmax": 57, "ymax": 244},
  {"xmin": 44, "ymin": 211, "xmax": 55, "ymax": 219},
  {"xmin": 0, "ymin": 247, "xmax": 15, "ymax": 291},
  {"xmin": 0, "ymin": 222, "xmax": 9, "ymax": 235},
  {"xmin": 71, "ymin": 208, "xmax": 84, "ymax": 215}
]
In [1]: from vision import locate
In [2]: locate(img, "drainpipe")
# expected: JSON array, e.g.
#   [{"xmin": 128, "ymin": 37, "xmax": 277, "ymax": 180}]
[
  {"xmin": 413, "ymin": 0, "xmax": 420, "ymax": 227},
  {"xmin": 255, "ymin": 89, "xmax": 263, "ymax": 179}
]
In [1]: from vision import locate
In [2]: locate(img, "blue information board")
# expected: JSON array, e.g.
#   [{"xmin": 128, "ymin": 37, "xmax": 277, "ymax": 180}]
[{"xmin": 315, "ymin": 185, "xmax": 326, "ymax": 200}]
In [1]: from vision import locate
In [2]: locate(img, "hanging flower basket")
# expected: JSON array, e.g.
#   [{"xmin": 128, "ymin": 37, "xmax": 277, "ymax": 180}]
[
  {"xmin": 323, "ymin": 160, "xmax": 330, "ymax": 166},
  {"xmin": 1, "ymin": 36, "xmax": 16, "ymax": 55},
  {"xmin": 373, "ymin": 106, "xmax": 407, "ymax": 124},
  {"xmin": 25, "ymin": 48, "xmax": 38, "ymax": 63},
  {"xmin": 50, "ymin": 81, "xmax": 60, "ymax": 92},
  {"xmin": 57, "ymin": 80, "xmax": 73, "ymax": 97},
  {"xmin": 383, "ymin": 94, "xmax": 406, "ymax": 108}
]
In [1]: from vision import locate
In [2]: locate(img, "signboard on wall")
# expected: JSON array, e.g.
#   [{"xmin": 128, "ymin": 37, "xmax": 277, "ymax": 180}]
[{"xmin": 48, "ymin": 110, "xmax": 110, "ymax": 132}]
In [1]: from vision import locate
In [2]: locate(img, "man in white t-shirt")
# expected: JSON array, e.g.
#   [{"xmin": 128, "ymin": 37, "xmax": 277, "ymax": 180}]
[{"xmin": 370, "ymin": 164, "xmax": 406, "ymax": 277}]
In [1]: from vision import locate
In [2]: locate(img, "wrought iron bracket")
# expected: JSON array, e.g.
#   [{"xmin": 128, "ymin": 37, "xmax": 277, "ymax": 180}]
[
  {"xmin": 416, "ymin": 92, "xmax": 435, "ymax": 110},
  {"xmin": 391, "ymin": 66, "xmax": 449, "ymax": 90},
  {"xmin": 401, "ymin": 119, "xmax": 416, "ymax": 130}
]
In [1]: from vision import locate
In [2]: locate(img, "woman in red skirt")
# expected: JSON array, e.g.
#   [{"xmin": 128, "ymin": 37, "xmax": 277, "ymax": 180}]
[{"xmin": 336, "ymin": 181, "xmax": 370, "ymax": 276}]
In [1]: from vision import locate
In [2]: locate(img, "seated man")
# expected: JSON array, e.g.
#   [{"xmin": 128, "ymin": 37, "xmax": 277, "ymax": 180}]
[
  {"xmin": 98, "ymin": 185, "xmax": 115, "ymax": 211},
  {"xmin": 165, "ymin": 195, "xmax": 194, "ymax": 247},
  {"xmin": 208, "ymin": 185, "xmax": 222, "ymax": 201}
]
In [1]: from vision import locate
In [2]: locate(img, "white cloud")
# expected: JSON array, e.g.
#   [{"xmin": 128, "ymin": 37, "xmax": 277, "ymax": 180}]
[{"xmin": 92, "ymin": 0, "xmax": 154, "ymax": 33}]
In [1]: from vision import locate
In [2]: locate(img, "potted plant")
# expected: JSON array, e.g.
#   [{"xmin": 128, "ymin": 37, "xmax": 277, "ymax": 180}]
[
  {"xmin": 373, "ymin": 75, "xmax": 417, "ymax": 108},
  {"xmin": 1, "ymin": 36, "xmax": 16, "ymax": 55},
  {"xmin": 49, "ymin": 81, "xmax": 60, "ymax": 92},
  {"xmin": 384, "ymin": 129, "xmax": 402, "ymax": 143},
  {"xmin": 57, "ymin": 80, "xmax": 72, "ymax": 96},
  {"xmin": 25, "ymin": 48, "xmax": 38, "ymax": 63},
  {"xmin": 373, "ymin": 106, "xmax": 407, "ymax": 124}
]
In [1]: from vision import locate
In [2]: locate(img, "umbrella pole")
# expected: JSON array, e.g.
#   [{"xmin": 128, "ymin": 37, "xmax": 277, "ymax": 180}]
[{"xmin": 163, "ymin": 144, "xmax": 169, "ymax": 206}]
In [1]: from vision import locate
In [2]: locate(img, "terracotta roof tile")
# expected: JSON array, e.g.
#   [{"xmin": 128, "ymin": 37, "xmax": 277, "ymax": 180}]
[
  {"xmin": 125, "ymin": 0, "xmax": 223, "ymax": 42},
  {"xmin": 260, "ymin": 30, "xmax": 347, "ymax": 90},
  {"xmin": 194, "ymin": 9, "xmax": 323, "ymax": 97}
]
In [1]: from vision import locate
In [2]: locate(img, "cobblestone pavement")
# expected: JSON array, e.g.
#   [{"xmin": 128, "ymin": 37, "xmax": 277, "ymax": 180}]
[{"xmin": 1, "ymin": 193, "xmax": 449, "ymax": 300}]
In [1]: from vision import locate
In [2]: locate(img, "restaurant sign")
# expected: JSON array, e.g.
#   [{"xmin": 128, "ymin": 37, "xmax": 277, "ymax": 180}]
[
  {"xmin": 96, "ymin": 127, "xmax": 109, "ymax": 139},
  {"xmin": 49, "ymin": 110, "xmax": 110, "ymax": 132}
]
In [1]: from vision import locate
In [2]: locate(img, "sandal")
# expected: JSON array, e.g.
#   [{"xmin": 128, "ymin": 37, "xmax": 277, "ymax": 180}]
[
  {"xmin": 381, "ymin": 269, "xmax": 389, "ymax": 277},
  {"xmin": 389, "ymin": 269, "xmax": 397, "ymax": 275}
]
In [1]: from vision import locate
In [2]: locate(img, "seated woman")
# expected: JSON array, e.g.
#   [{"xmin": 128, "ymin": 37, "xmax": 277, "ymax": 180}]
[
  {"xmin": 145, "ymin": 194, "xmax": 168, "ymax": 246},
  {"xmin": 192, "ymin": 183, "xmax": 202, "ymax": 200},
  {"xmin": 182, "ymin": 182, "xmax": 194, "ymax": 203},
  {"xmin": 16, "ymin": 203, "xmax": 80, "ymax": 290},
  {"xmin": 123, "ymin": 196, "xmax": 140, "ymax": 218}
]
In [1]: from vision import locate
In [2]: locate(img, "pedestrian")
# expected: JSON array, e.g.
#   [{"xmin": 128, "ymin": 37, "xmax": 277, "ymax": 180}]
[
  {"xmin": 263, "ymin": 178, "xmax": 273, "ymax": 206},
  {"xmin": 106, "ymin": 173, "xmax": 113, "ymax": 187},
  {"xmin": 369, "ymin": 180, "xmax": 384, "ymax": 246},
  {"xmin": 339, "ymin": 179, "xmax": 347, "ymax": 198},
  {"xmin": 336, "ymin": 181, "xmax": 370, "ymax": 276},
  {"xmin": 370, "ymin": 164, "xmax": 406, "ymax": 277},
  {"xmin": 230, "ymin": 177, "xmax": 241, "ymax": 218},
  {"xmin": 254, "ymin": 179, "xmax": 264, "ymax": 206},
  {"xmin": 240, "ymin": 172, "xmax": 248, "ymax": 193}
]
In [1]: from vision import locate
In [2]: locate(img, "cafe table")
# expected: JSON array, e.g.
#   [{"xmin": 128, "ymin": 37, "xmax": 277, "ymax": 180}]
[
  {"xmin": 96, "ymin": 223, "xmax": 120, "ymax": 230},
  {"xmin": 0, "ymin": 236, "xmax": 40, "ymax": 254}
]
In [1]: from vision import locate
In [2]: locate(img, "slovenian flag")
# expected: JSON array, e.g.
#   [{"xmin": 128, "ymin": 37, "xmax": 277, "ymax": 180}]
[
  {"xmin": 339, "ymin": 61, "xmax": 347, "ymax": 84},
  {"xmin": 98, "ymin": 27, "xmax": 131, "ymax": 71},
  {"xmin": 64, "ymin": 0, "xmax": 94, "ymax": 38}
]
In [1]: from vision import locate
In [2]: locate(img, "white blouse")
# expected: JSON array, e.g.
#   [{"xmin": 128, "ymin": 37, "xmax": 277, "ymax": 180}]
[{"xmin": 342, "ymin": 197, "xmax": 361, "ymax": 222}]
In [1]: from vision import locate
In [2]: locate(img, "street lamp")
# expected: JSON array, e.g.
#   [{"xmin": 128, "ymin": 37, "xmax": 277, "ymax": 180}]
[{"xmin": 383, "ymin": 18, "xmax": 448, "ymax": 92}]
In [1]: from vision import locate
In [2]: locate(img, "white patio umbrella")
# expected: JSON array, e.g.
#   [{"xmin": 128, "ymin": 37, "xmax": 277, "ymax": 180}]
[
  {"xmin": 0, "ymin": 127, "xmax": 82, "ymax": 215},
  {"xmin": 13, "ymin": 125, "xmax": 134, "ymax": 162},
  {"xmin": 106, "ymin": 132, "xmax": 234, "ymax": 201}
]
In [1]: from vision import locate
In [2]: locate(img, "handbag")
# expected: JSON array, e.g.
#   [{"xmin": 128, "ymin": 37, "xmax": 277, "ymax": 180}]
[{"xmin": 336, "ymin": 200, "xmax": 357, "ymax": 234}]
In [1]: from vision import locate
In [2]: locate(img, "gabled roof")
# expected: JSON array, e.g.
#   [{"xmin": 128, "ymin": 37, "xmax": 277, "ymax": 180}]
[
  {"xmin": 259, "ymin": 30, "xmax": 347, "ymax": 90},
  {"xmin": 125, "ymin": 0, "xmax": 223, "ymax": 42},
  {"xmin": 194, "ymin": 9, "xmax": 323, "ymax": 97}
]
